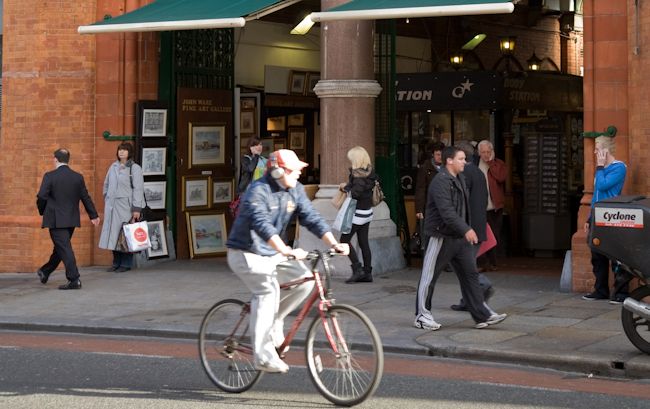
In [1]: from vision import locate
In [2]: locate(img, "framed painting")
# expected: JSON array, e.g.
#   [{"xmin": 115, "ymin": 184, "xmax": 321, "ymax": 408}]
[
  {"xmin": 273, "ymin": 139, "xmax": 285, "ymax": 151},
  {"xmin": 267, "ymin": 116, "xmax": 286, "ymax": 132},
  {"xmin": 143, "ymin": 181, "xmax": 166, "ymax": 209},
  {"xmin": 183, "ymin": 175, "xmax": 211, "ymax": 210},
  {"xmin": 289, "ymin": 127, "xmax": 306, "ymax": 150},
  {"xmin": 186, "ymin": 212, "xmax": 228, "ymax": 258},
  {"xmin": 141, "ymin": 147, "xmax": 167, "ymax": 176},
  {"xmin": 212, "ymin": 179, "xmax": 234, "ymax": 204},
  {"xmin": 189, "ymin": 123, "xmax": 225, "ymax": 168},
  {"xmin": 240, "ymin": 110, "xmax": 255, "ymax": 134},
  {"xmin": 306, "ymin": 72, "xmax": 320, "ymax": 95},
  {"xmin": 241, "ymin": 97, "xmax": 256, "ymax": 110},
  {"xmin": 146, "ymin": 220, "xmax": 169, "ymax": 259},
  {"xmin": 142, "ymin": 109, "xmax": 167, "ymax": 137},
  {"xmin": 289, "ymin": 71, "xmax": 307, "ymax": 95},
  {"xmin": 287, "ymin": 113, "xmax": 304, "ymax": 127}
]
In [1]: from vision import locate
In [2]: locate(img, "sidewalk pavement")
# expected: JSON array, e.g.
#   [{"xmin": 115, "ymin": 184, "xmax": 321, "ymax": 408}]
[{"xmin": 1, "ymin": 256, "xmax": 649, "ymax": 379}]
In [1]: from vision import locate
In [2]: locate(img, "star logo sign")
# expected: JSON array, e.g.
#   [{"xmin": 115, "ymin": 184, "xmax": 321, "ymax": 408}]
[{"xmin": 452, "ymin": 79, "xmax": 474, "ymax": 98}]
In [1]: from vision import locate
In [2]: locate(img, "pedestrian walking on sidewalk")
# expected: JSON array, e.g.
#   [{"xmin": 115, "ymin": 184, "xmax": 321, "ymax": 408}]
[
  {"xmin": 449, "ymin": 141, "xmax": 495, "ymax": 312},
  {"xmin": 582, "ymin": 135, "xmax": 628, "ymax": 303},
  {"xmin": 338, "ymin": 146, "xmax": 378, "ymax": 284},
  {"xmin": 36, "ymin": 148, "xmax": 100, "ymax": 290},
  {"xmin": 98, "ymin": 142, "xmax": 145, "ymax": 273},
  {"xmin": 414, "ymin": 146, "xmax": 506, "ymax": 331},
  {"xmin": 477, "ymin": 140, "xmax": 506, "ymax": 272}
]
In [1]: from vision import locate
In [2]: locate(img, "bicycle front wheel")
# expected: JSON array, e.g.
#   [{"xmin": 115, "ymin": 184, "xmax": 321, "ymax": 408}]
[
  {"xmin": 198, "ymin": 299, "xmax": 262, "ymax": 393},
  {"xmin": 305, "ymin": 304, "xmax": 384, "ymax": 406}
]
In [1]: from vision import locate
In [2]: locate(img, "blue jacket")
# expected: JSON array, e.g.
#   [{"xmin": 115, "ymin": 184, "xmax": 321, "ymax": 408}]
[
  {"xmin": 226, "ymin": 173, "xmax": 330, "ymax": 256},
  {"xmin": 591, "ymin": 160, "xmax": 626, "ymax": 207}
]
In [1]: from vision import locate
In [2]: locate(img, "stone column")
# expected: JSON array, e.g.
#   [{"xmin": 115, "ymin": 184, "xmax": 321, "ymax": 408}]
[
  {"xmin": 295, "ymin": 1, "xmax": 406, "ymax": 276},
  {"xmin": 318, "ymin": 0, "xmax": 379, "ymax": 184}
]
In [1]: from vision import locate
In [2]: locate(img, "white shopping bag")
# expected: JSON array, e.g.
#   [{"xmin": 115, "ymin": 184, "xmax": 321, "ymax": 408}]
[
  {"xmin": 123, "ymin": 221, "xmax": 152, "ymax": 252},
  {"xmin": 332, "ymin": 196, "xmax": 357, "ymax": 234}
]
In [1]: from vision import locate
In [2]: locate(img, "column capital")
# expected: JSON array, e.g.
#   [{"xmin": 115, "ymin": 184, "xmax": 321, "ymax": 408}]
[{"xmin": 314, "ymin": 79, "xmax": 382, "ymax": 98}]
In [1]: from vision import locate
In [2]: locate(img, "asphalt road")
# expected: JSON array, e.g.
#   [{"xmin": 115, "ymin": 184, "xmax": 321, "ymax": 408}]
[{"xmin": 1, "ymin": 331, "xmax": 650, "ymax": 408}]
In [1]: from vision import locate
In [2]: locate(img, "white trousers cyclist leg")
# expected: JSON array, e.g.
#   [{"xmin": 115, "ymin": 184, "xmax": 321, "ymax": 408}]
[
  {"xmin": 274, "ymin": 259, "xmax": 315, "ymax": 345},
  {"xmin": 227, "ymin": 249, "xmax": 286, "ymax": 365}
]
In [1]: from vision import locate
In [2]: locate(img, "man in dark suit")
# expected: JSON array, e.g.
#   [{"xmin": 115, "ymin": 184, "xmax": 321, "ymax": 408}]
[
  {"xmin": 449, "ymin": 141, "xmax": 495, "ymax": 311},
  {"xmin": 37, "ymin": 148, "xmax": 100, "ymax": 290}
]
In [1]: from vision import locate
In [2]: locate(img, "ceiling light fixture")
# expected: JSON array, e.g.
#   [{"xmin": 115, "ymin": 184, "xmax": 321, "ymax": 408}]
[
  {"xmin": 290, "ymin": 14, "xmax": 314, "ymax": 35},
  {"xmin": 461, "ymin": 33, "xmax": 487, "ymax": 50}
]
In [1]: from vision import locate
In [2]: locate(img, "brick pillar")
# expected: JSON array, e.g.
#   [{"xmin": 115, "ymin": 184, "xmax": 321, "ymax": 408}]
[
  {"xmin": 0, "ymin": 0, "xmax": 159, "ymax": 273},
  {"xmin": 94, "ymin": 0, "xmax": 159, "ymax": 266},
  {"xmin": 572, "ymin": 0, "xmax": 629, "ymax": 292},
  {"xmin": 0, "ymin": 1, "xmax": 98, "ymax": 272}
]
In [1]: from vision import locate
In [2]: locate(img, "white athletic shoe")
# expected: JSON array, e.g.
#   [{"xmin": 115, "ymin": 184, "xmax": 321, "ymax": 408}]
[
  {"xmin": 475, "ymin": 313, "xmax": 508, "ymax": 329},
  {"xmin": 255, "ymin": 357, "xmax": 289, "ymax": 373},
  {"xmin": 414, "ymin": 314, "xmax": 441, "ymax": 331}
]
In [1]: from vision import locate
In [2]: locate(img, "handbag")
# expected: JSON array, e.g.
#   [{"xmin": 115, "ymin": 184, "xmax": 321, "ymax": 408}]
[
  {"xmin": 331, "ymin": 189, "xmax": 346, "ymax": 209},
  {"xmin": 115, "ymin": 223, "xmax": 130, "ymax": 252},
  {"xmin": 410, "ymin": 220, "xmax": 423, "ymax": 255},
  {"xmin": 371, "ymin": 180, "xmax": 385, "ymax": 207},
  {"xmin": 122, "ymin": 220, "xmax": 152, "ymax": 252},
  {"xmin": 332, "ymin": 196, "xmax": 357, "ymax": 234}
]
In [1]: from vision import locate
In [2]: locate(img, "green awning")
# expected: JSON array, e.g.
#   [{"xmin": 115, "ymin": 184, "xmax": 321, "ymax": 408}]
[
  {"xmin": 310, "ymin": 0, "xmax": 514, "ymax": 22},
  {"xmin": 78, "ymin": 0, "xmax": 300, "ymax": 34}
]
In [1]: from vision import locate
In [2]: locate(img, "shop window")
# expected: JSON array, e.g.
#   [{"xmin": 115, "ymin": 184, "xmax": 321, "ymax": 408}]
[{"xmin": 453, "ymin": 110, "xmax": 491, "ymax": 143}]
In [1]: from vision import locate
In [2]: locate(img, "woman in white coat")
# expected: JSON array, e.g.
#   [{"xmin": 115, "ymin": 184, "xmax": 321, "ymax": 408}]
[{"xmin": 99, "ymin": 142, "xmax": 145, "ymax": 272}]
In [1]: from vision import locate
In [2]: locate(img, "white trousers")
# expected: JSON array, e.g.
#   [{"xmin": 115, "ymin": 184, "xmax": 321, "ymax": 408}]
[{"xmin": 227, "ymin": 249, "xmax": 314, "ymax": 364}]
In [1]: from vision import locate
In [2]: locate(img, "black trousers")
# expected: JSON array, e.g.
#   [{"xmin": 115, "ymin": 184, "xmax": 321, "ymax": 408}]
[
  {"xmin": 591, "ymin": 250, "xmax": 629, "ymax": 299},
  {"xmin": 339, "ymin": 222, "xmax": 371, "ymax": 268},
  {"xmin": 426, "ymin": 237, "xmax": 491, "ymax": 323},
  {"xmin": 112, "ymin": 251, "xmax": 133, "ymax": 268},
  {"xmin": 40, "ymin": 227, "xmax": 79, "ymax": 281}
]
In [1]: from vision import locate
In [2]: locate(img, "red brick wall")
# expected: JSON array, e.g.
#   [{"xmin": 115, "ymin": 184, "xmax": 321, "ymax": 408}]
[
  {"xmin": 572, "ymin": 0, "xmax": 629, "ymax": 292},
  {"xmin": 0, "ymin": 0, "xmax": 159, "ymax": 273},
  {"xmin": 627, "ymin": 1, "xmax": 650, "ymax": 196}
]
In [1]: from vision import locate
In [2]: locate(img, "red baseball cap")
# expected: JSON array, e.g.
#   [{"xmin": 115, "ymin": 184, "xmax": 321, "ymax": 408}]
[{"xmin": 269, "ymin": 149, "xmax": 309, "ymax": 171}]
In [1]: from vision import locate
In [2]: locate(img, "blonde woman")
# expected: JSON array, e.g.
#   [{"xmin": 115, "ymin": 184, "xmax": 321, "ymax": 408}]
[{"xmin": 339, "ymin": 146, "xmax": 379, "ymax": 283}]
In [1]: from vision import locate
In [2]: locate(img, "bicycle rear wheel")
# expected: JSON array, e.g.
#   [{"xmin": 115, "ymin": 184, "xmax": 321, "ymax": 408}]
[
  {"xmin": 198, "ymin": 299, "xmax": 262, "ymax": 393},
  {"xmin": 305, "ymin": 304, "xmax": 383, "ymax": 406}
]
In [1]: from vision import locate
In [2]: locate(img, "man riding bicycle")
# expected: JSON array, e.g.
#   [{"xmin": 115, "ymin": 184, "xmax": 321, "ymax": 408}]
[{"xmin": 226, "ymin": 149, "xmax": 349, "ymax": 374}]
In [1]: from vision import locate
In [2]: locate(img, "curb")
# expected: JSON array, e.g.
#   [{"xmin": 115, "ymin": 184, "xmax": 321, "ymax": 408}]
[{"xmin": 4, "ymin": 321, "xmax": 648, "ymax": 379}]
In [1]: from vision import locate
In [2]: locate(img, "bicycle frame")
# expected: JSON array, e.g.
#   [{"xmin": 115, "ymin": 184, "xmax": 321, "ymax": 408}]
[
  {"xmin": 277, "ymin": 252, "xmax": 348, "ymax": 357},
  {"xmin": 222, "ymin": 252, "xmax": 349, "ymax": 359}
]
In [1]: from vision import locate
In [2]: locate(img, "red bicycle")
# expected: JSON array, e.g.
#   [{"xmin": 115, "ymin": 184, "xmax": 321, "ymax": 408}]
[{"xmin": 198, "ymin": 250, "xmax": 384, "ymax": 406}]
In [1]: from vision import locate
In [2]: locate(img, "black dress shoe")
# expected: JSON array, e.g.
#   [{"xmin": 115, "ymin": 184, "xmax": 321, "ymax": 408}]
[
  {"xmin": 115, "ymin": 267, "xmax": 131, "ymax": 273},
  {"xmin": 450, "ymin": 303, "xmax": 468, "ymax": 312},
  {"xmin": 58, "ymin": 279, "xmax": 82, "ymax": 290},
  {"xmin": 37, "ymin": 269, "xmax": 50, "ymax": 284},
  {"xmin": 106, "ymin": 266, "xmax": 119, "ymax": 272}
]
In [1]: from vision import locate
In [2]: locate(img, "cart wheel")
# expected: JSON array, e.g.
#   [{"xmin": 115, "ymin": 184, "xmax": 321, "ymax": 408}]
[{"xmin": 621, "ymin": 285, "xmax": 650, "ymax": 354}]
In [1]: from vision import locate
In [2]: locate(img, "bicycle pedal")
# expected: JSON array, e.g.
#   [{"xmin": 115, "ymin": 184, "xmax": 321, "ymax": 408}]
[{"xmin": 276, "ymin": 345, "xmax": 290, "ymax": 358}]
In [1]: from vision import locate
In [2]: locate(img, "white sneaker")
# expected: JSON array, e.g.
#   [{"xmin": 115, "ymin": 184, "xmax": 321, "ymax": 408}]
[
  {"xmin": 475, "ymin": 313, "xmax": 507, "ymax": 329},
  {"xmin": 414, "ymin": 314, "xmax": 441, "ymax": 331},
  {"xmin": 254, "ymin": 357, "xmax": 289, "ymax": 373}
]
